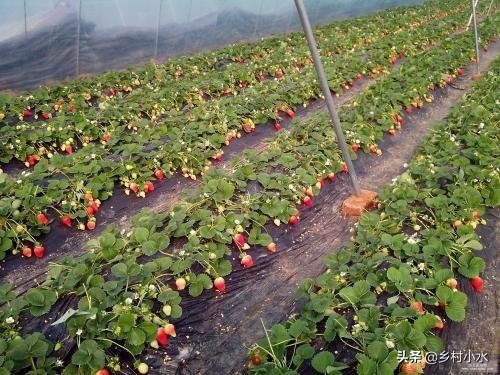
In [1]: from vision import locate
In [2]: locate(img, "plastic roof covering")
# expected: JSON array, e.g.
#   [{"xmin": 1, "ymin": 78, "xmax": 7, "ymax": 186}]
[{"xmin": 0, "ymin": 0, "xmax": 425, "ymax": 91}]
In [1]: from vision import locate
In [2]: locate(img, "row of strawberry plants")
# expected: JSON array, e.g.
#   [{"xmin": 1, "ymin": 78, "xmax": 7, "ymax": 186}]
[
  {"xmin": 0, "ymin": 5, "xmax": 485, "ymax": 262},
  {"xmin": 0, "ymin": 0, "xmax": 470, "ymax": 166},
  {"xmin": 0, "ymin": 36, "xmax": 497, "ymax": 375},
  {"xmin": 0, "ymin": 0, "xmax": 468, "ymax": 123},
  {"xmin": 246, "ymin": 59, "xmax": 499, "ymax": 375}
]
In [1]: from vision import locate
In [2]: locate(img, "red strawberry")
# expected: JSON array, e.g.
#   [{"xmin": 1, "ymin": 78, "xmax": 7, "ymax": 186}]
[
  {"xmin": 155, "ymin": 170, "xmax": 164, "ymax": 180},
  {"xmin": 241, "ymin": 254, "xmax": 253, "ymax": 268},
  {"xmin": 267, "ymin": 242, "xmax": 276, "ymax": 253},
  {"xmin": 86, "ymin": 206, "xmax": 95, "ymax": 216},
  {"xmin": 163, "ymin": 323, "xmax": 176, "ymax": 337},
  {"xmin": 483, "ymin": 46, "xmax": 488, "ymax": 52},
  {"xmin": 215, "ymin": 152, "xmax": 223, "ymax": 161},
  {"xmin": 275, "ymin": 70, "xmax": 284, "ymax": 78},
  {"xmin": 274, "ymin": 123, "xmax": 282, "ymax": 131},
  {"xmin": 341, "ymin": 162, "xmax": 348, "ymax": 173},
  {"xmin": 470, "ymin": 276, "xmax": 483, "ymax": 293},
  {"xmin": 147, "ymin": 182, "xmax": 154, "ymax": 192},
  {"xmin": 84, "ymin": 192, "xmax": 93, "ymax": 201},
  {"xmin": 327, "ymin": 172, "xmax": 335, "ymax": 181},
  {"xmin": 457, "ymin": 68, "xmax": 463, "ymax": 76},
  {"xmin": 251, "ymin": 352, "xmax": 261, "ymax": 365},
  {"xmin": 60, "ymin": 215, "xmax": 72, "ymax": 228},
  {"xmin": 23, "ymin": 109, "xmax": 32, "ymax": 117},
  {"xmin": 65, "ymin": 146, "xmax": 73, "ymax": 154},
  {"xmin": 86, "ymin": 221, "xmax": 96, "ymax": 230},
  {"xmin": 33, "ymin": 245, "xmax": 45, "ymax": 258},
  {"xmin": 285, "ymin": 109, "xmax": 295, "ymax": 120},
  {"xmin": 351, "ymin": 144, "xmax": 360, "ymax": 152},
  {"xmin": 37, "ymin": 213, "xmax": 49, "ymax": 225},
  {"xmin": 369, "ymin": 146, "xmax": 376, "ymax": 153},
  {"xmin": 22, "ymin": 247, "xmax": 32, "ymax": 257},
  {"xmin": 242, "ymin": 123, "xmax": 254, "ymax": 133},
  {"xmin": 95, "ymin": 370, "xmax": 110, "ymax": 375},
  {"xmin": 398, "ymin": 51, "xmax": 404, "ymax": 58},
  {"xmin": 435, "ymin": 317, "xmax": 444, "ymax": 329},
  {"xmin": 26, "ymin": 155, "xmax": 37, "ymax": 167},
  {"xmin": 438, "ymin": 301, "xmax": 446, "ymax": 310},
  {"xmin": 404, "ymin": 107, "xmax": 411, "ymax": 114},
  {"xmin": 234, "ymin": 233, "xmax": 245, "ymax": 247},
  {"xmin": 90, "ymin": 202, "xmax": 99, "ymax": 213},
  {"xmin": 156, "ymin": 328, "xmax": 168, "ymax": 346},
  {"xmin": 214, "ymin": 277, "xmax": 226, "ymax": 292},
  {"xmin": 388, "ymin": 129, "xmax": 396, "ymax": 136},
  {"xmin": 102, "ymin": 134, "xmax": 110, "ymax": 142},
  {"xmin": 41, "ymin": 113, "xmax": 50, "ymax": 119},
  {"xmin": 410, "ymin": 301, "xmax": 424, "ymax": 314},
  {"xmin": 69, "ymin": 105, "xmax": 75, "ymax": 112},
  {"xmin": 472, "ymin": 211, "xmax": 479, "ymax": 220},
  {"xmin": 303, "ymin": 196, "xmax": 313, "ymax": 207},
  {"xmin": 400, "ymin": 363, "xmax": 417, "ymax": 373},
  {"xmin": 390, "ymin": 57, "xmax": 396, "ymax": 65},
  {"xmin": 130, "ymin": 183, "xmax": 139, "ymax": 193},
  {"xmin": 289, "ymin": 215, "xmax": 299, "ymax": 225}
]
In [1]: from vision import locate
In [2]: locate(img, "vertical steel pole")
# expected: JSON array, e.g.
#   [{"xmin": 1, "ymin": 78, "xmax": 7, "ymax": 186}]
[
  {"xmin": 23, "ymin": 0, "xmax": 27, "ymax": 38},
  {"xmin": 486, "ymin": 0, "xmax": 495, "ymax": 17},
  {"xmin": 293, "ymin": 0, "xmax": 361, "ymax": 196},
  {"xmin": 154, "ymin": 0, "xmax": 163, "ymax": 60},
  {"xmin": 76, "ymin": 0, "xmax": 81, "ymax": 76},
  {"xmin": 466, "ymin": 0, "xmax": 479, "ymax": 31},
  {"xmin": 471, "ymin": 0, "xmax": 481, "ymax": 75}
]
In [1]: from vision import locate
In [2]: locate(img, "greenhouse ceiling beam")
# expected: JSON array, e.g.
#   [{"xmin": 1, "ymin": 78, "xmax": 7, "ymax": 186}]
[{"xmin": 293, "ymin": 0, "xmax": 362, "ymax": 197}]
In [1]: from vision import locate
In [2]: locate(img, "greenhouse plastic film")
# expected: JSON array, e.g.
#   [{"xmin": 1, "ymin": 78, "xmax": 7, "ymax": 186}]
[{"xmin": 0, "ymin": 0, "xmax": 424, "ymax": 92}]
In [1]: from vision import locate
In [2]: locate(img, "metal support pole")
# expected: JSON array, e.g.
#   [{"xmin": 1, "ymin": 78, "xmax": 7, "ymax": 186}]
[
  {"xmin": 23, "ymin": 0, "xmax": 27, "ymax": 38},
  {"xmin": 471, "ymin": 0, "xmax": 481, "ymax": 75},
  {"xmin": 76, "ymin": 0, "xmax": 81, "ymax": 76},
  {"xmin": 486, "ymin": 0, "xmax": 496, "ymax": 17},
  {"xmin": 466, "ymin": 0, "xmax": 479, "ymax": 31},
  {"xmin": 154, "ymin": 0, "xmax": 163, "ymax": 60},
  {"xmin": 293, "ymin": 0, "xmax": 361, "ymax": 196}
]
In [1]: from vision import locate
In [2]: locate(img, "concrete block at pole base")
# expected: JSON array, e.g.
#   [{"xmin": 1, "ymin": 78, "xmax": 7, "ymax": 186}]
[
  {"xmin": 472, "ymin": 73, "xmax": 482, "ymax": 81},
  {"xmin": 342, "ymin": 189, "xmax": 378, "ymax": 216}
]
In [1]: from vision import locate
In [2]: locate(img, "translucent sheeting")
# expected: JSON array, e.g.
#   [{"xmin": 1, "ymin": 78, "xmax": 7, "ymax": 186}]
[{"xmin": 0, "ymin": 0, "xmax": 425, "ymax": 91}]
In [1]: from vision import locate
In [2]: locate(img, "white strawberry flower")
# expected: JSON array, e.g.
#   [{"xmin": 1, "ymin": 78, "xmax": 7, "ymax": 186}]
[
  {"xmin": 125, "ymin": 298, "xmax": 133, "ymax": 305},
  {"xmin": 76, "ymin": 329, "xmax": 83, "ymax": 336},
  {"xmin": 386, "ymin": 339, "xmax": 395, "ymax": 348},
  {"xmin": 5, "ymin": 317, "xmax": 15, "ymax": 324}
]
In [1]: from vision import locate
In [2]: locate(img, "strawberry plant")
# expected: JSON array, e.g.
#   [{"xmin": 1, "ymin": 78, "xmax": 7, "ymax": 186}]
[{"xmin": 246, "ymin": 59, "xmax": 499, "ymax": 374}]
